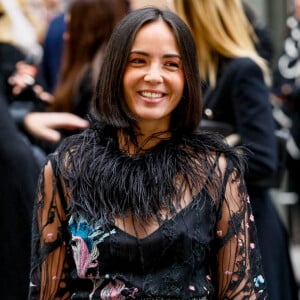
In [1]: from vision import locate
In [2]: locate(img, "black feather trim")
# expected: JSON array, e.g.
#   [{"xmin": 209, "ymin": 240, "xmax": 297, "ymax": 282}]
[{"xmin": 55, "ymin": 122, "xmax": 246, "ymax": 223}]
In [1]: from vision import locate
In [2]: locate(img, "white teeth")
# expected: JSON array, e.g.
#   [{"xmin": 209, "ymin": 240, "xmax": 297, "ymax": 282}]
[{"xmin": 141, "ymin": 91, "xmax": 163, "ymax": 98}]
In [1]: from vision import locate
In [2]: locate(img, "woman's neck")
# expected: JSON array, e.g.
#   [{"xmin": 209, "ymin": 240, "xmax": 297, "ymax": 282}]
[{"xmin": 118, "ymin": 129, "xmax": 171, "ymax": 155}]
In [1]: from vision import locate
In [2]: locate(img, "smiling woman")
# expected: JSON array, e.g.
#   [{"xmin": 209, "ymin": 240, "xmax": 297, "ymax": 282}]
[
  {"xmin": 29, "ymin": 7, "xmax": 268, "ymax": 299},
  {"xmin": 122, "ymin": 20, "xmax": 184, "ymax": 136}
]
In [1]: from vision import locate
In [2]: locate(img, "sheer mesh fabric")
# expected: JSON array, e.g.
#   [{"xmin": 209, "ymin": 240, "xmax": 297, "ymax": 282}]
[
  {"xmin": 29, "ymin": 127, "xmax": 267, "ymax": 299},
  {"xmin": 30, "ymin": 160, "xmax": 71, "ymax": 299}
]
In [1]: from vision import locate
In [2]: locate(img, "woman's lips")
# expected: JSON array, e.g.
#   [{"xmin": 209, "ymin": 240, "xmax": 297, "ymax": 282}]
[{"xmin": 138, "ymin": 90, "xmax": 166, "ymax": 103}]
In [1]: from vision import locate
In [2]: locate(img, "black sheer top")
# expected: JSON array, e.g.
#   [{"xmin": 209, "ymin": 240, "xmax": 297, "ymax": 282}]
[{"xmin": 29, "ymin": 124, "xmax": 267, "ymax": 299}]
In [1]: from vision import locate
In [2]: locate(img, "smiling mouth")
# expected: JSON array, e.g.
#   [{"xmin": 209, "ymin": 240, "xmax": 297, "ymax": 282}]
[{"xmin": 139, "ymin": 91, "xmax": 165, "ymax": 98}]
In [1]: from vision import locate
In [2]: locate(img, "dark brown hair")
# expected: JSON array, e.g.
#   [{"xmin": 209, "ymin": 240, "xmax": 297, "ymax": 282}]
[
  {"xmin": 51, "ymin": 0, "xmax": 130, "ymax": 112},
  {"xmin": 93, "ymin": 6, "xmax": 202, "ymax": 132}
]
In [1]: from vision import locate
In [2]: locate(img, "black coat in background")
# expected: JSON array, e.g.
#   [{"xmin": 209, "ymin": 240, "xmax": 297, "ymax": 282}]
[
  {"xmin": 272, "ymin": 14, "xmax": 300, "ymax": 201},
  {"xmin": 202, "ymin": 57, "xmax": 299, "ymax": 300},
  {"xmin": 0, "ymin": 90, "xmax": 40, "ymax": 299}
]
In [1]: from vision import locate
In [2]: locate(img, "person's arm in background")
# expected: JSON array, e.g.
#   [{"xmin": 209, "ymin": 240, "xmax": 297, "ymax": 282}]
[
  {"xmin": 232, "ymin": 58, "xmax": 278, "ymax": 185},
  {"xmin": 8, "ymin": 68, "xmax": 88, "ymax": 145},
  {"xmin": 23, "ymin": 112, "xmax": 89, "ymax": 143},
  {"xmin": 0, "ymin": 41, "xmax": 88, "ymax": 145}
]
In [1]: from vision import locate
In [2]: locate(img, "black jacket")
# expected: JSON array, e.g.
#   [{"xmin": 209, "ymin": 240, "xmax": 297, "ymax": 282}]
[{"xmin": 202, "ymin": 57, "xmax": 278, "ymax": 186}]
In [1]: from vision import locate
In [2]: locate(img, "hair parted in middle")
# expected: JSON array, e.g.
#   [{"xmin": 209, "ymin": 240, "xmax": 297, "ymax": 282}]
[{"xmin": 92, "ymin": 6, "xmax": 202, "ymax": 133}]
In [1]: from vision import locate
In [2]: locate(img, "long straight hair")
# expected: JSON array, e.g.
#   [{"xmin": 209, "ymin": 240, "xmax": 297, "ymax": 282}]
[
  {"xmin": 172, "ymin": 0, "xmax": 270, "ymax": 87},
  {"xmin": 51, "ymin": 0, "xmax": 130, "ymax": 112},
  {"xmin": 93, "ymin": 7, "xmax": 202, "ymax": 133}
]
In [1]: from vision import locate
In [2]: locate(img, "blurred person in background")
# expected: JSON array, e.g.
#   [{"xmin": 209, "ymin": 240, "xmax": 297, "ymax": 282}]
[
  {"xmin": 0, "ymin": 89, "xmax": 40, "ymax": 299},
  {"xmin": 0, "ymin": 0, "xmax": 42, "ymax": 98},
  {"xmin": 273, "ymin": 0, "xmax": 300, "ymax": 207},
  {"xmin": 4, "ymin": 0, "xmax": 65, "ymax": 97},
  {"xmin": 0, "ymin": 2, "xmax": 61, "ymax": 296},
  {"xmin": 0, "ymin": 0, "xmax": 64, "ymax": 98},
  {"xmin": 0, "ymin": 0, "xmax": 42, "ymax": 57},
  {"xmin": 22, "ymin": 0, "xmax": 65, "ymax": 43},
  {"xmin": 7, "ymin": 0, "xmax": 131, "ymax": 155},
  {"xmin": 0, "ymin": 0, "xmax": 75, "ymax": 166},
  {"xmin": 242, "ymin": 0, "xmax": 275, "ymax": 65},
  {"xmin": 172, "ymin": 0, "xmax": 299, "ymax": 299},
  {"xmin": 40, "ymin": 11, "xmax": 66, "ymax": 92},
  {"xmin": 13, "ymin": 0, "xmax": 129, "ymax": 149},
  {"xmin": 33, "ymin": 0, "xmax": 67, "ymax": 92},
  {"xmin": 0, "ymin": 0, "xmax": 51, "ymax": 164},
  {"xmin": 50, "ymin": 0, "xmax": 131, "ymax": 117}
]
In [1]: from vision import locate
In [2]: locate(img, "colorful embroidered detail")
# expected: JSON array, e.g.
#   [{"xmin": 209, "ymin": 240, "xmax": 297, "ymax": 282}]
[
  {"xmin": 254, "ymin": 274, "xmax": 265, "ymax": 287},
  {"xmin": 100, "ymin": 279, "xmax": 126, "ymax": 300},
  {"xmin": 246, "ymin": 195, "xmax": 250, "ymax": 203},
  {"xmin": 69, "ymin": 215, "xmax": 116, "ymax": 278},
  {"xmin": 189, "ymin": 285, "xmax": 196, "ymax": 291},
  {"xmin": 47, "ymin": 233, "xmax": 54, "ymax": 240},
  {"xmin": 216, "ymin": 230, "xmax": 223, "ymax": 237},
  {"xmin": 122, "ymin": 287, "xmax": 139, "ymax": 299}
]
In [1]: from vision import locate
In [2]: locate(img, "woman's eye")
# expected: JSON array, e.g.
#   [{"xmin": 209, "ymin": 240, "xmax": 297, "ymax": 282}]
[
  {"xmin": 165, "ymin": 61, "xmax": 180, "ymax": 69},
  {"xmin": 130, "ymin": 58, "xmax": 145, "ymax": 64}
]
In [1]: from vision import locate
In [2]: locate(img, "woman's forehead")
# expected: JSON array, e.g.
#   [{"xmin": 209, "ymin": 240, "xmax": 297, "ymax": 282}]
[{"xmin": 131, "ymin": 20, "xmax": 179, "ymax": 51}]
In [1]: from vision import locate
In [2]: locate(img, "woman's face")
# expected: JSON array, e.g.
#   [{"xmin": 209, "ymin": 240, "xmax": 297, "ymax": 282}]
[{"xmin": 123, "ymin": 20, "xmax": 185, "ymax": 132}]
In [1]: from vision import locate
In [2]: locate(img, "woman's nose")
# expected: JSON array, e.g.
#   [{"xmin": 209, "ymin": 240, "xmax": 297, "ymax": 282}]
[{"xmin": 144, "ymin": 65, "xmax": 163, "ymax": 83}]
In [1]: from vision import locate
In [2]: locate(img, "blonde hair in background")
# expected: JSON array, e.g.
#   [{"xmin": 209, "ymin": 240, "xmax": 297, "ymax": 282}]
[
  {"xmin": 0, "ymin": 0, "xmax": 41, "ymax": 55},
  {"xmin": 171, "ymin": 0, "xmax": 270, "ymax": 87}
]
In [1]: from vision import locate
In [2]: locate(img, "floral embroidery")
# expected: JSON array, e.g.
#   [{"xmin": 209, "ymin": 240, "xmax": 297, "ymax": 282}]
[
  {"xmin": 100, "ymin": 279, "xmax": 126, "ymax": 300},
  {"xmin": 69, "ymin": 215, "xmax": 116, "ymax": 278},
  {"xmin": 68, "ymin": 216, "xmax": 139, "ymax": 298}
]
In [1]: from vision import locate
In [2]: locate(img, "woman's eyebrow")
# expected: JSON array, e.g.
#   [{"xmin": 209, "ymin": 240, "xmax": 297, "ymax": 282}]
[
  {"xmin": 129, "ymin": 50, "xmax": 149, "ymax": 56},
  {"xmin": 163, "ymin": 54, "xmax": 182, "ymax": 59},
  {"xmin": 129, "ymin": 51, "xmax": 181, "ymax": 59}
]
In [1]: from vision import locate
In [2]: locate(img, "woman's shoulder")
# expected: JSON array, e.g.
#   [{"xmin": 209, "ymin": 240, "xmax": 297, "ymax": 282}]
[
  {"xmin": 186, "ymin": 131, "xmax": 247, "ymax": 183},
  {"xmin": 217, "ymin": 57, "xmax": 264, "ymax": 90},
  {"xmin": 225, "ymin": 57, "xmax": 261, "ymax": 75},
  {"xmin": 58, "ymin": 119, "xmax": 108, "ymax": 150},
  {"xmin": 186, "ymin": 131, "xmax": 246, "ymax": 158},
  {"xmin": 53, "ymin": 127, "xmax": 97, "ymax": 164}
]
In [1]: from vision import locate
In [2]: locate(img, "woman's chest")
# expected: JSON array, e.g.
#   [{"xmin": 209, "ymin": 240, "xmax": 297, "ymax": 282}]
[{"xmin": 68, "ymin": 199, "xmax": 217, "ymax": 277}]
